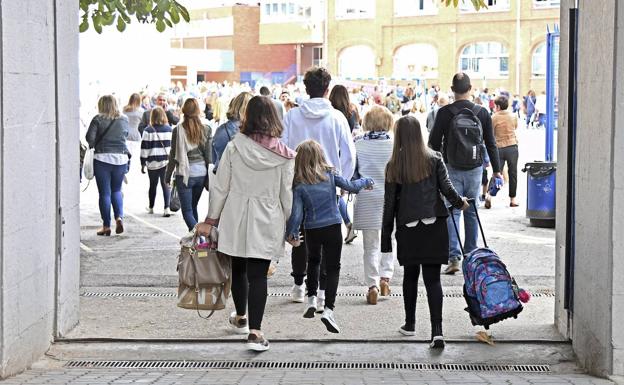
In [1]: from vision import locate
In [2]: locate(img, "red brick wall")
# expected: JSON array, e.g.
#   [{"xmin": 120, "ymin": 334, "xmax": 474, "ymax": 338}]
[{"xmin": 232, "ymin": 6, "xmax": 296, "ymax": 75}]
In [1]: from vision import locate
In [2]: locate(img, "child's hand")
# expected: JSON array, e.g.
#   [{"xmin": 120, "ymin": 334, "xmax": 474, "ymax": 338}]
[
  {"xmin": 365, "ymin": 178, "xmax": 375, "ymax": 190},
  {"xmin": 286, "ymin": 235, "xmax": 300, "ymax": 247}
]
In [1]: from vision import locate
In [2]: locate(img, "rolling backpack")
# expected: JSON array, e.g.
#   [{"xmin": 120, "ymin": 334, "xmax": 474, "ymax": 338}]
[
  {"xmin": 449, "ymin": 200, "xmax": 523, "ymax": 329},
  {"xmin": 446, "ymin": 104, "xmax": 484, "ymax": 170}
]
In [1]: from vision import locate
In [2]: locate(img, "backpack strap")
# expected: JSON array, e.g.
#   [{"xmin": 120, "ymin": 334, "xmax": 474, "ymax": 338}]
[
  {"xmin": 448, "ymin": 104, "xmax": 460, "ymax": 116},
  {"xmin": 471, "ymin": 104, "xmax": 482, "ymax": 116}
]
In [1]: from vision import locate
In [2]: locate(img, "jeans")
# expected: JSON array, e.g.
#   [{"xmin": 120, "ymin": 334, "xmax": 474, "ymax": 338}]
[
  {"xmin": 362, "ymin": 230, "xmax": 394, "ymax": 288},
  {"xmin": 148, "ymin": 167, "xmax": 170, "ymax": 209},
  {"xmin": 94, "ymin": 159, "xmax": 126, "ymax": 227},
  {"xmin": 403, "ymin": 264, "xmax": 443, "ymax": 337},
  {"xmin": 338, "ymin": 195, "xmax": 351, "ymax": 225},
  {"xmin": 175, "ymin": 175, "xmax": 205, "ymax": 231},
  {"xmin": 446, "ymin": 165, "xmax": 482, "ymax": 262},
  {"xmin": 291, "ymin": 225, "xmax": 327, "ymax": 291},
  {"xmin": 498, "ymin": 145, "xmax": 519, "ymax": 198},
  {"xmin": 305, "ymin": 224, "xmax": 342, "ymax": 310},
  {"xmin": 231, "ymin": 256, "xmax": 270, "ymax": 331}
]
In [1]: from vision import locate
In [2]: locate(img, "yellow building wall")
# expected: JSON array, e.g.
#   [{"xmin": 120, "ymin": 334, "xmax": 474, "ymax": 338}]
[
  {"xmin": 259, "ymin": 22, "xmax": 323, "ymax": 44},
  {"xmin": 327, "ymin": 0, "xmax": 558, "ymax": 95}
]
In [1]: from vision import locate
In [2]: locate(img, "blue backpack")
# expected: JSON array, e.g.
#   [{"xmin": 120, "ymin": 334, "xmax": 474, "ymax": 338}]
[{"xmin": 450, "ymin": 200, "xmax": 523, "ymax": 329}]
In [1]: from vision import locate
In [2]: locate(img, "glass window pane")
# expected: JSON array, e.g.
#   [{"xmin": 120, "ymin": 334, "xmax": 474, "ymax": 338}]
[
  {"xmin": 475, "ymin": 43, "xmax": 486, "ymax": 54},
  {"xmin": 500, "ymin": 57, "xmax": 509, "ymax": 72},
  {"xmin": 462, "ymin": 45, "xmax": 474, "ymax": 55},
  {"xmin": 272, "ymin": 3, "xmax": 278, "ymax": 12},
  {"xmin": 289, "ymin": 3, "xmax": 295, "ymax": 14},
  {"xmin": 265, "ymin": 3, "xmax": 271, "ymax": 14},
  {"xmin": 281, "ymin": 3, "xmax": 287, "ymax": 14}
]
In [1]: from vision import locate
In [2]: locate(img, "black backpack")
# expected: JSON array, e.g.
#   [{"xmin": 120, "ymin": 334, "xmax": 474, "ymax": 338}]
[{"xmin": 446, "ymin": 104, "xmax": 484, "ymax": 169}]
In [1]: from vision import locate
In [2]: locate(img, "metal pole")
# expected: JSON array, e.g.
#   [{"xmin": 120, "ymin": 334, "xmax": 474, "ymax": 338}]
[{"xmin": 515, "ymin": 0, "xmax": 521, "ymax": 95}]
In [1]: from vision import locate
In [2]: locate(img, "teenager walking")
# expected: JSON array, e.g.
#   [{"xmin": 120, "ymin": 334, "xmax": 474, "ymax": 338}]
[
  {"xmin": 382, "ymin": 115, "xmax": 468, "ymax": 348},
  {"xmin": 285, "ymin": 140, "xmax": 373, "ymax": 333},
  {"xmin": 140, "ymin": 107, "xmax": 173, "ymax": 216},
  {"xmin": 196, "ymin": 96, "xmax": 295, "ymax": 352}
]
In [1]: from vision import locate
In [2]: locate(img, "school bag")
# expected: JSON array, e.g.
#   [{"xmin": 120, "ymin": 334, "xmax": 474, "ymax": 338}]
[
  {"xmin": 446, "ymin": 104, "xmax": 484, "ymax": 170},
  {"xmin": 450, "ymin": 200, "xmax": 523, "ymax": 329}
]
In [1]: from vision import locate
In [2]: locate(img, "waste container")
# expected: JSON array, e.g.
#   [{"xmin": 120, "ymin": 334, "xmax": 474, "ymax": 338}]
[{"xmin": 522, "ymin": 162, "xmax": 556, "ymax": 228}]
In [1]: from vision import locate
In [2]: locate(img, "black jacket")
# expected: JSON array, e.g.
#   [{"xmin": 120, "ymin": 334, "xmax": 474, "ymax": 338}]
[{"xmin": 381, "ymin": 153, "xmax": 464, "ymax": 252}]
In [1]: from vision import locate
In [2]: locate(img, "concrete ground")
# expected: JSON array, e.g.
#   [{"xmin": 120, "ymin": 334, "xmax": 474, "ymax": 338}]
[{"xmin": 19, "ymin": 126, "xmax": 609, "ymax": 384}]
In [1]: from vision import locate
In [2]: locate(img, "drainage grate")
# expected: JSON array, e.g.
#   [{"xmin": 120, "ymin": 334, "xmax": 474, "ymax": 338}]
[
  {"xmin": 81, "ymin": 290, "xmax": 555, "ymax": 299},
  {"xmin": 64, "ymin": 360, "xmax": 550, "ymax": 373}
]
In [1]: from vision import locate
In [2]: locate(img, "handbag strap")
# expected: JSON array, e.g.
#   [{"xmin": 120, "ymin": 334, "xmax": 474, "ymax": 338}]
[
  {"xmin": 93, "ymin": 118, "xmax": 116, "ymax": 149},
  {"xmin": 188, "ymin": 234, "xmax": 223, "ymax": 320}
]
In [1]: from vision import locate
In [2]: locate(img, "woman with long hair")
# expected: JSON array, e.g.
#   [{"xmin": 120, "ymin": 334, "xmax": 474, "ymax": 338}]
[
  {"xmin": 165, "ymin": 98, "xmax": 212, "ymax": 230},
  {"xmin": 85, "ymin": 95, "xmax": 130, "ymax": 236},
  {"xmin": 329, "ymin": 84, "xmax": 360, "ymax": 243},
  {"xmin": 211, "ymin": 91, "xmax": 253, "ymax": 173},
  {"xmin": 381, "ymin": 116, "xmax": 468, "ymax": 349},
  {"xmin": 196, "ymin": 96, "xmax": 296, "ymax": 352},
  {"xmin": 123, "ymin": 93, "xmax": 144, "ymax": 173}
]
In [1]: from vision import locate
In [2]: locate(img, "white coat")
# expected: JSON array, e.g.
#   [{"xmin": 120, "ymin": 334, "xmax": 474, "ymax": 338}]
[{"xmin": 207, "ymin": 134, "xmax": 294, "ymax": 260}]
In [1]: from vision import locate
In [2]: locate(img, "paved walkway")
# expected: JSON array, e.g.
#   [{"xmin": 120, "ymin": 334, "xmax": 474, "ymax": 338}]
[{"xmin": 0, "ymin": 368, "xmax": 615, "ymax": 385}]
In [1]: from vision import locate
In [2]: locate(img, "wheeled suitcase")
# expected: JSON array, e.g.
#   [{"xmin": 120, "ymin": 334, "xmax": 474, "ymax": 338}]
[{"xmin": 449, "ymin": 199, "xmax": 523, "ymax": 329}]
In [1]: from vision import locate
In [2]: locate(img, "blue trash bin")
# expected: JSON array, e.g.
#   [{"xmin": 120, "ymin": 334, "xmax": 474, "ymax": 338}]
[{"xmin": 522, "ymin": 161, "xmax": 556, "ymax": 227}]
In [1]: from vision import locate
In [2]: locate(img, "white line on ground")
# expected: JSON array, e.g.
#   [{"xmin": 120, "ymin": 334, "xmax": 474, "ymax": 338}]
[
  {"xmin": 80, "ymin": 243, "xmax": 94, "ymax": 253},
  {"xmin": 488, "ymin": 230, "xmax": 554, "ymax": 245},
  {"xmin": 125, "ymin": 212, "xmax": 182, "ymax": 241}
]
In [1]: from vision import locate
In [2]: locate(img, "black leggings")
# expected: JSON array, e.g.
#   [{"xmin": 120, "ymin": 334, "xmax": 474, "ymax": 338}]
[
  {"xmin": 291, "ymin": 225, "xmax": 326, "ymax": 290},
  {"xmin": 498, "ymin": 145, "xmax": 519, "ymax": 198},
  {"xmin": 231, "ymin": 257, "xmax": 271, "ymax": 331},
  {"xmin": 305, "ymin": 224, "xmax": 342, "ymax": 310},
  {"xmin": 403, "ymin": 264, "xmax": 443, "ymax": 336},
  {"xmin": 147, "ymin": 167, "xmax": 170, "ymax": 209}
]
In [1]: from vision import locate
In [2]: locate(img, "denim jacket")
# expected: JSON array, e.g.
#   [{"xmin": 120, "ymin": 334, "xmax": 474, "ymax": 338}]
[
  {"xmin": 212, "ymin": 119, "xmax": 240, "ymax": 173},
  {"xmin": 85, "ymin": 115, "xmax": 129, "ymax": 154},
  {"xmin": 285, "ymin": 171, "xmax": 373, "ymax": 240}
]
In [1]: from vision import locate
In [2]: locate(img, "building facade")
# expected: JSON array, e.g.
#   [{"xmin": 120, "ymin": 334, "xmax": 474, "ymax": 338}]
[
  {"xmin": 170, "ymin": 3, "xmax": 297, "ymax": 86},
  {"xmin": 326, "ymin": 0, "xmax": 559, "ymax": 94}
]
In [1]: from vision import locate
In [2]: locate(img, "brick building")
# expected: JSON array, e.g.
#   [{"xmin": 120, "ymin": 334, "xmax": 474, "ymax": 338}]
[
  {"xmin": 169, "ymin": 3, "xmax": 297, "ymax": 86},
  {"xmin": 327, "ymin": 0, "xmax": 560, "ymax": 94}
]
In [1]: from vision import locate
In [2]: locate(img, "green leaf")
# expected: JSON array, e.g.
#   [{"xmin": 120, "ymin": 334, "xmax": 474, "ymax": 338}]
[
  {"xmin": 170, "ymin": 7, "xmax": 180, "ymax": 24},
  {"xmin": 79, "ymin": 20, "xmax": 89, "ymax": 32},
  {"xmin": 156, "ymin": 18, "xmax": 166, "ymax": 32},
  {"xmin": 116, "ymin": 16, "xmax": 126, "ymax": 32}
]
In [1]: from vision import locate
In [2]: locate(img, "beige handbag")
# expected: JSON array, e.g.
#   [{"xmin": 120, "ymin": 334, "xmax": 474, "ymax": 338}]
[{"xmin": 177, "ymin": 229, "xmax": 231, "ymax": 319}]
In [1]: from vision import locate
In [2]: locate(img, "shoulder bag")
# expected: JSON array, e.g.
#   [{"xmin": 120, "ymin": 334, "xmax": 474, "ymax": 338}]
[{"xmin": 83, "ymin": 118, "xmax": 116, "ymax": 180}]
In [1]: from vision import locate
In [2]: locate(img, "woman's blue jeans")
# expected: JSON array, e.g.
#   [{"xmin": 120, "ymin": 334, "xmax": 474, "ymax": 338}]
[
  {"xmin": 94, "ymin": 159, "xmax": 126, "ymax": 227},
  {"xmin": 175, "ymin": 175, "xmax": 205, "ymax": 231}
]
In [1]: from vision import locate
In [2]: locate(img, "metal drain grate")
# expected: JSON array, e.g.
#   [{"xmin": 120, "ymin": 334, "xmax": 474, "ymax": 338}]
[
  {"xmin": 64, "ymin": 360, "xmax": 550, "ymax": 373},
  {"xmin": 81, "ymin": 290, "xmax": 555, "ymax": 299}
]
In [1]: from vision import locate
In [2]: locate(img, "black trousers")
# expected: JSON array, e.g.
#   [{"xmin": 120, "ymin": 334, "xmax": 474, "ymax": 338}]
[
  {"xmin": 291, "ymin": 225, "xmax": 327, "ymax": 290},
  {"xmin": 147, "ymin": 166, "xmax": 170, "ymax": 209},
  {"xmin": 498, "ymin": 145, "xmax": 519, "ymax": 198},
  {"xmin": 305, "ymin": 224, "xmax": 342, "ymax": 310},
  {"xmin": 231, "ymin": 256, "xmax": 271, "ymax": 331},
  {"xmin": 403, "ymin": 264, "xmax": 443, "ymax": 336}
]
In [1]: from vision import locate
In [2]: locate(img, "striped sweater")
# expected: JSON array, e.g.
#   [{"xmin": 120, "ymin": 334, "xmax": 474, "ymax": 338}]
[{"xmin": 140, "ymin": 124, "xmax": 172, "ymax": 170}]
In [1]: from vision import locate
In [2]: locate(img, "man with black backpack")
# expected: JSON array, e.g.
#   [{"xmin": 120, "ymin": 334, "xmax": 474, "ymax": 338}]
[{"xmin": 429, "ymin": 73, "xmax": 502, "ymax": 275}]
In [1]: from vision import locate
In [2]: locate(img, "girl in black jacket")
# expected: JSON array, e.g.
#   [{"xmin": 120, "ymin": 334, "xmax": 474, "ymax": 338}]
[{"xmin": 381, "ymin": 115, "xmax": 468, "ymax": 348}]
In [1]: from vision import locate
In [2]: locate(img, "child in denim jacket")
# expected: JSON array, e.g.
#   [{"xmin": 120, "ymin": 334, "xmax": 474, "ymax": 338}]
[{"xmin": 286, "ymin": 140, "xmax": 373, "ymax": 334}]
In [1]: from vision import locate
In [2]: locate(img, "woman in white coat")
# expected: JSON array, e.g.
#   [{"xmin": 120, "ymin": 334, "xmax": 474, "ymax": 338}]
[{"xmin": 196, "ymin": 96, "xmax": 295, "ymax": 352}]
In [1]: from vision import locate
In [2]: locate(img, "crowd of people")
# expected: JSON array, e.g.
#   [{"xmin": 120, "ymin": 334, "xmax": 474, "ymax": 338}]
[{"xmin": 85, "ymin": 65, "xmax": 534, "ymax": 352}]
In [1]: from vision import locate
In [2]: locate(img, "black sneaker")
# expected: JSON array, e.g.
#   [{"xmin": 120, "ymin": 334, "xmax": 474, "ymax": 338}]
[
  {"xmin": 399, "ymin": 324, "xmax": 416, "ymax": 336},
  {"xmin": 246, "ymin": 333, "xmax": 270, "ymax": 352},
  {"xmin": 430, "ymin": 336, "xmax": 445, "ymax": 349}
]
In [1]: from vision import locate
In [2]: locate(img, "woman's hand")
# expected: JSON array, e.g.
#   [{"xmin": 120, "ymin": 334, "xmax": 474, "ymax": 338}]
[
  {"xmin": 461, "ymin": 197, "xmax": 470, "ymax": 211},
  {"xmin": 195, "ymin": 222, "xmax": 213, "ymax": 237}
]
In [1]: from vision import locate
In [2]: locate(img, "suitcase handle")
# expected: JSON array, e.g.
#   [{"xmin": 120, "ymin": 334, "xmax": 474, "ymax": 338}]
[{"xmin": 449, "ymin": 198, "xmax": 488, "ymax": 257}]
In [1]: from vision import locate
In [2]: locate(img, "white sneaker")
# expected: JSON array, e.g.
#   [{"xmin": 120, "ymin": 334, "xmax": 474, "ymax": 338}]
[
  {"xmin": 146, "ymin": 207, "xmax": 154, "ymax": 214},
  {"xmin": 303, "ymin": 296, "xmax": 317, "ymax": 318},
  {"xmin": 163, "ymin": 208, "xmax": 171, "ymax": 217},
  {"xmin": 316, "ymin": 296, "xmax": 325, "ymax": 313},
  {"xmin": 321, "ymin": 308, "xmax": 340, "ymax": 333},
  {"xmin": 291, "ymin": 284, "xmax": 305, "ymax": 303},
  {"xmin": 227, "ymin": 311, "xmax": 249, "ymax": 335}
]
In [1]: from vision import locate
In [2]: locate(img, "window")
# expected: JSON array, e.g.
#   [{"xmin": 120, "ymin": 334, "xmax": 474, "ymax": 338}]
[
  {"xmin": 335, "ymin": 0, "xmax": 375, "ymax": 20},
  {"xmin": 338, "ymin": 45, "xmax": 376, "ymax": 78},
  {"xmin": 533, "ymin": 0, "xmax": 560, "ymax": 8},
  {"xmin": 532, "ymin": 42, "xmax": 547, "ymax": 77},
  {"xmin": 394, "ymin": 0, "xmax": 438, "ymax": 17},
  {"xmin": 460, "ymin": 0, "xmax": 509, "ymax": 12},
  {"xmin": 393, "ymin": 44, "xmax": 438, "ymax": 79},
  {"xmin": 459, "ymin": 42, "xmax": 509, "ymax": 78},
  {"xmin": 313, "ymin": 46, "xmax": 323, "ymax": 67},
  {"xmin": 261, "ymin": 1, "xmax": 314, "ymax": 23}
]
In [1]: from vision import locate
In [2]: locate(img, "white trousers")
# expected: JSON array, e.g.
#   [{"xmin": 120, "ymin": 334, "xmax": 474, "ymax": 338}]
[{"xmin": 362, "ymin": 229, "xmax": 394, "ymax": 288}]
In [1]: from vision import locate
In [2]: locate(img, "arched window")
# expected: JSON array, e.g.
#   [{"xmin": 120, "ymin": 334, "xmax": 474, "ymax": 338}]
[
  {"xmin": 532, "ymin": 42, "xmax": 547, "ymax": 77},
  {"xmin": 459, "ymin": 42, "xmax": 509, "ymax": 78},
  {"xmin": 393, "ymin": 44, "xmax": 438, "ymax": 79},
  {"xmin": 338, "ymin": 45, "xmax": 376, "ymax": 78}
]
